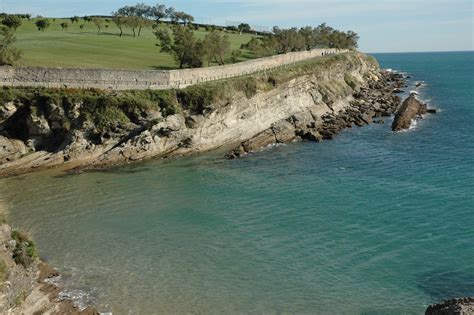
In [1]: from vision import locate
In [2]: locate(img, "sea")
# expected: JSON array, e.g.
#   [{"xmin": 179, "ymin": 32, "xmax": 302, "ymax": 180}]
[{"xmin": 0, "ymin": 51, "xmax": 473, "ymax": 314}]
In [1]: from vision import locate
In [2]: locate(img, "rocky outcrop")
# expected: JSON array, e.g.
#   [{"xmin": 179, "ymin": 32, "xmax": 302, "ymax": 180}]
[
  {"xmin": 392, "ymin": 93, "xmax": 428, "ymax": 131},
  {"xmin": 226, "ymin": 70, "xmax": 403, "ymax": 158},
  {"xmin": 0, "ymin": 53, "xmax": 404, "ymax": 176},
  {"xmin": 0, "ymin": 136, "xmax": 27, "ymax": 164},
  {"xmin": 0, "ymin": 224, "xmax": 98, "ymax": 314},
  {"xmin": 426, "ymin": 297, "xmax": 474, "ymax": 315}
]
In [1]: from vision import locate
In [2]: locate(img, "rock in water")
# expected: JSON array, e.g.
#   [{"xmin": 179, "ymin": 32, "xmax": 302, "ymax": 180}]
[
  {"xmin": 425, "ymin": 297, "xmax": 474, "ymax": 315},
  {"xmin": 392, "ymin": 93, "xmax": 427, "ymax": 131}
]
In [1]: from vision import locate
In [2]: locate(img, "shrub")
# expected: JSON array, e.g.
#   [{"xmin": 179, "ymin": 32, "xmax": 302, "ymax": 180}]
[
  {"xmin": 35, "ymin": 19, "xmax": 50, "ymax": 31},
  {"xmin": 11, "ymin": 230, "xmax": 37, "ymax": 268},
  {"xmin": 83, "ymin": 96, "xmax": 130, "ymax": 129},
  {"xmin": 1, "ymin": 14, "xmax": 22, "ymax": 30},
  {"xmin": 177, "ymin": 85, "xmax": 216, "ymax": 114}
]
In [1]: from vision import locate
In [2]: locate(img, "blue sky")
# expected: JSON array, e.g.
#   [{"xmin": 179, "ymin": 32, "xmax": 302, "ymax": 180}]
[{"xmin": 1, "ymin": 0, "xmax": 473, "ymax": 52}]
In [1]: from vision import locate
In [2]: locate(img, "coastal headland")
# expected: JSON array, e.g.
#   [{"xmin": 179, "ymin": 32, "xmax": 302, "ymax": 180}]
[{"xmin": 0, "ymin": 51, "xmax": 405, "ymax": 177}]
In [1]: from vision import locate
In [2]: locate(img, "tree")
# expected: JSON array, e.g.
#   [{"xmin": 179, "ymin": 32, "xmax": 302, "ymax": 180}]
[
  {"xmin": 299, "ymin": 26, "xmax": 315, "ymax": 50},
  {"xmin": 134, "ymin": 2, "xmax": 151, "ymax": 17},
  {"xmin": 203, "ymin": 30, "xmax": 230, "ymax": 65},
  {"xmin": 165, "ymin": 7, "xmax": 177, "ymax": 23},
  {"xmin": 314, "ymin": 23, "xmax": 333, "ymax": 48},
  {"xmin": 92, "ymin": 17, "xmax": 103, "ymax": 34},
  {"xmin": 79, "ymin": 24, "xmax": 85, "ymax": 30},
  {"xmin": 112, "ymin": 15, "xmax": 127, "ymax": 37},
  {"xmin": 0, "ymin": 27, "xmax": 22, "ymax": 65},
  {"xmin": 243, "ymin": 36, "xmax": 277, "ymax": 57},
  {"xmin": 272, "ymin": 27, "xmax": 305, "ymax": 53},
  {"xmin": 83, "ymin": 16, "xmax": 92, "ymax": 23},
  {"xmin": 114, "ymin": 4, "xmax": 153, "ymax": 37},
  {"xmin": 126, "ymin": 16, "xmax": 140, "ymax": 37},
  {"xmin": 60, "ymin": 22, "xmax": 68, "ymax": 31},
  {"xmin": 152, "ymin": 4, "xmax": 167, "ymax": 23},
  {"xmin": 70, "ymin": 16, "xmax": 80, "ymax": 23},
  {"xmin": 237, "ymin": 23, "xmax": 251, "ymax": 34},
  {"xmin": 180, "ymin": 13, "xmax": 194, "ymax": 25},
  {"xmin": 155, "ymin": 26, "xmax": 204, "ymax": 68},
  {"xmin": 1, "ymin": 14, "xmax": 22, "ymax": 30},
  {"xmin": 35, "ymin": 19, "xmax": 50, "ymax": 31},
  {"xmin": 345, "ymin": 30, "xmax": 359, "ymax": 49},
  {"xmin": 230, "ymin": 49, "xmax": 241, "ymax": 63}
]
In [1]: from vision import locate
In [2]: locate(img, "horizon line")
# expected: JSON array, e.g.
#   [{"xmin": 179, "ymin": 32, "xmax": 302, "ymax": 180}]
[{"xmin": 366, "ymin": 49, "xmax": 473, "ymax": 54}]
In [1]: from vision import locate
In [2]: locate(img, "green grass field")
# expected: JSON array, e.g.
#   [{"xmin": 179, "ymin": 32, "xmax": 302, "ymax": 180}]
[{"xmin": 13, "ymin": 18, "xmax": 256, "ymax": 70}]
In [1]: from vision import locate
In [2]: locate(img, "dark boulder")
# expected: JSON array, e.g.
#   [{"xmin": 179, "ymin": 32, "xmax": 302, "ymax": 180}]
[{"xmin": 392, "ymin": 93, "xmax": 427, "ymax": 131}]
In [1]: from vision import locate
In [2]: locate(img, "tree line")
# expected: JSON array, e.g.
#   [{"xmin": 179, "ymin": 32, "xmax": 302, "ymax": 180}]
[
  {"xmin": 111, "ymin": 3, "xmax": 195, "ymax": 38},
  {"xmin": 243, "ymin": 24, "xmax": 359, "ymax": 58},
  {"xmin": 155, "ymin": 23, "xmax": 359, "ymax": 69}
]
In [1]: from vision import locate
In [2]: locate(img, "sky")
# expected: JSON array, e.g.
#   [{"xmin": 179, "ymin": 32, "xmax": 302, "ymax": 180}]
[{"xmin": 1, "ymin": 0, "xmax": 473, "ymax": 52}]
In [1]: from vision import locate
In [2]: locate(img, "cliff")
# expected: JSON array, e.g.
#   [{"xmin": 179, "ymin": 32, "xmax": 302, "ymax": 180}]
[{"xmin": 0, "ymin": 52, "xmax": 402, "ymax": 176}]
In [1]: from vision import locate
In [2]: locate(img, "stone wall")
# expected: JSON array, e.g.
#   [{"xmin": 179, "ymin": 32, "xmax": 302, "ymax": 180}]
[{"xmin": 0, "ymin": 49, "xmax": 347, "ymax": 90}]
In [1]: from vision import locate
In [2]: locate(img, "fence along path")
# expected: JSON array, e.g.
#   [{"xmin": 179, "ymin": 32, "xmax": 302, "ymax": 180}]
[{"xmin": 0, "ymin": 49, "xmax": 348, "ymax": 91}]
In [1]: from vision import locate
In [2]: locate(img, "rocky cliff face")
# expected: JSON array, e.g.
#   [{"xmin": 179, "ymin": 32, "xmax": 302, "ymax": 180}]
[{"xmin": 0, "ymin": 53, "xmax": 403, "ymax": 176}]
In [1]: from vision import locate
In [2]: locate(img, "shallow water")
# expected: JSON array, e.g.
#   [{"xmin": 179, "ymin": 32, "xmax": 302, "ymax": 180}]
[{"xmin": 1, "ymin": 51, "xmax": 473, "ymax": 314}]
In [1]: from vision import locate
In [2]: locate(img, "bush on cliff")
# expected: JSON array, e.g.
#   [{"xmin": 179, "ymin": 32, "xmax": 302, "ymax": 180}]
[
  {"xmin": 11, "ymin": 230, "xmax": 37, "ymax": 268},
  {"xmin": 84, "ymin": 98, "xmax": 131, "ymax": 129},
  {"xmin": 177, "ymin": 85, "xmax": 216, "ymax": 114}
]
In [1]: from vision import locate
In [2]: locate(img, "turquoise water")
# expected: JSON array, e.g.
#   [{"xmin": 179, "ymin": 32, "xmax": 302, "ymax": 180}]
[{"xmin": 1, "ymin": 52, "xmax": 473, "ymax": 314}]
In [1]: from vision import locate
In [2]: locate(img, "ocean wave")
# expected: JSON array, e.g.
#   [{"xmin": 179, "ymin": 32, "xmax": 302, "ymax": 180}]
[
  {"xmin": 58, "ymin": 289, "xmax": 92, "ymax": 311},
  {"xmin": 45, "ymin": 275, "xmax": 95, "ymax": 312},
  {"xmin": 260, "ymin": 143, "xmax": 288, "ymax": 152}
]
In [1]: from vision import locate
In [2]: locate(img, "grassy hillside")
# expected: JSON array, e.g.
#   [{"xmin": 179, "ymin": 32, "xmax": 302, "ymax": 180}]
[{"xmin": 13, "ymin": 18, "xmax": 256, "ymax": 70}]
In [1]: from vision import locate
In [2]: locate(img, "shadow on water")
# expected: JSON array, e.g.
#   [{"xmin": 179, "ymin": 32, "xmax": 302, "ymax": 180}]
[
  {"xmin": 52, "ymin": 165, "xmax": 152, "ymax": 179},
  {"xmin": 418, "ymin": 271, "xmax": 474, "ymax": 301}
]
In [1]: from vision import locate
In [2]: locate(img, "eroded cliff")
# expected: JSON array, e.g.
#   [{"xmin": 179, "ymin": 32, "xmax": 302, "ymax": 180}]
[{"xmin": 0, "ymin": 53, "xmax": 403, "ymax": 176}]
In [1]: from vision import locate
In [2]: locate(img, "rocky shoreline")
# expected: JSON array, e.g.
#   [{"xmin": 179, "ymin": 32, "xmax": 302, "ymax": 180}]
[
  {"xmin": 0, "ymin": 223, "xmax": 98, "ymax": 314},
  {"xmin": 226, "ymin": 69, "xmax": 405, "ymax": 158},
  {"xmin": 0, "ymin": 53, "xmax": 410, "ymax": 177}
]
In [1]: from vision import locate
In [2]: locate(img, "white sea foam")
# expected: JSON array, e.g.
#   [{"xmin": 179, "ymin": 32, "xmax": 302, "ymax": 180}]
[
  {"xmin": 58, "ymin": 289, "xmax": 92, "ymax": 311},
  {"xmin": 263, "ymin": 143, "xmax": 287, "ymax": 151},
  {"xmin": 409, "ymin": 119, "xmax": 418, "ymax": 130}
]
